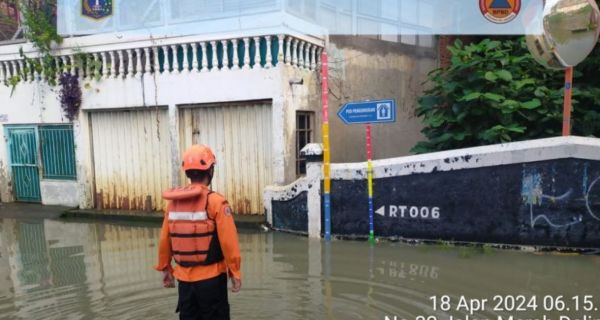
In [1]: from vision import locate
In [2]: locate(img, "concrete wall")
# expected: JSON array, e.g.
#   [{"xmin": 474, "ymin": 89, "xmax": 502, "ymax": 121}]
[
  {"xmin": 264, "ymin": 137, "xmax": 600, "ymax": 249},
  {"xmin": 281, "ymin": 65, "xmax": 322, "ymax": 183},
  {"xmin": 40, "ymin": 180, "xmax": 79, "ymax": 207},
  {"xmin": 327, "ymin": 36, "xmax": 437, "ymax": 163},
  {"xmin": 0, "ymin": 82, "xmax": 74, "ymax": 204},
  {"xmin": 0, "ymin": 39, "xmax": 322, "ymax": 209}
]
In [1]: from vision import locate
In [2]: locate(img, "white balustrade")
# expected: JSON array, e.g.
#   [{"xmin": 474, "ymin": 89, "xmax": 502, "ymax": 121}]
[
  {"xmin": 10, "ymin": 61, "xmax": 16, "ymax": 78},
  {"xmin": 285, "ymin": 37, "xmax": 292, "ymax": 65},
  {"xmin": 172, "ymin": 45, "xmax": 180, "ymax": 73},
  {"xmin": 243, "ymin": 38, "xmax": 250, "ymax": 70},
  {"xmin": 18, "ymin": 60, "xmax": 26, "ymax": 81},
  {"xmin": 54, "ymin": 57, "xmax": 60, "ymax": 77},
  {"xmin": 60, "ymin": 56, "xmax": 67, "ymax": 75},
  {"xmin": 277, "ymin": 35, "xmax": 284, "ymax": 66},
  {"xmin": 182, "ymin": 44, "xmax": 189, "ymax": 72},
  {"xmin": 210, "ymin": 41, "xmax": 218, "ymax": 71},
  {"xmin": 192, "ymin": 43, "xmax": 199, "ymax": 72},
  {"xmin": 161, "ymin": 46, "xmax": 169, "ymax": 73},
  {"xmin": 298, "ymin": 42, "xmax": 305, "ymax": 69},
  {"xmin": 144, "ymin": 48, "xmax": 151, "ymax": 74},
  {"xmin": 311, "ymin": 45, "xmax": 317, "ymax": 70},
  {"xmin": 127, "ymin": 49, "xmax": 135, "ymax": 77},
  {"xmin": 265, "ymin": 36, "xmax": 272, "ymax": 68},
  {"xmin": 135, "ymin": 48, "xmax": 143, "ymax": 77},
  {"xmin": 253, "ymin": 37, "xmax": 261, "ymax": 68},
  {"xmin": 305, "ymin": 45, "xmax": 311, "ymax": 70},
  {"xmin": 152, "ymin": 47, "xmax": 160, "ymax": 74},
  {"xmin": 117, "ymin": 51, "xmax": 124, "ymax": 77},
  {"xmin": 292, "ymin": 39, "xmax": 299, "ymax": 67},
  {"xmin": 70, "ymin": 56, "xmax": 75, "ymax": 75},
  {"xmin": 231, "ymin": 39, "xmax": 239, "ymax": 70},
  {"xmin": 200, "ymin": 42, "xmax": 208, "ymax": 72},
  {"xmin": 0, "ymin": 35, "xmax": 322, "ymax": 84},
  {"xmin": 221, "ymin": 40, "xmax": 229, "ymax": 70}
]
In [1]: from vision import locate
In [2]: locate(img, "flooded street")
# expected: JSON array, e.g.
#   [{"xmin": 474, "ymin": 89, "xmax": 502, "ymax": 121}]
[{"xmin": 0, "ymin": 217, "xmax": 599, "ymax": 320}]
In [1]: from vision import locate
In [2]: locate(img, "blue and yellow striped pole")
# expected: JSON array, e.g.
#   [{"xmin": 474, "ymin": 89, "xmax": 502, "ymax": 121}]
[
  {"xmin": 321, "ymin": 51, "xmax": 332, "ymax": 241},
  {"xmin": 366, "ymin": 124, "xmax": 374, "ymax": 244}
]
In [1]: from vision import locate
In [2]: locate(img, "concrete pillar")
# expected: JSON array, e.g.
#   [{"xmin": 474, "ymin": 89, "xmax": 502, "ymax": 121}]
[
  {"xmin": 271, "ymin": 96, "xmax": 286, "ymax": 185},
  {"xmin": 0, "ymin": 126, "xmax": 13, "ymax": 202},
  {"xmin": 303, "ymin": 144, "xmax": 323, "ymax": 238},
  {"xmin": 168, "ymin": 104, "xmax": 180, "ymax": 187},
  {"xmin": 74, "ymin": 113, "xmax": 95, "ymax": 208}
]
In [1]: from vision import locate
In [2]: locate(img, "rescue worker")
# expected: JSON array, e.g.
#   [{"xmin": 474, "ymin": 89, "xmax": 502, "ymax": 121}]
[{"xmin": 154, "ymin": 144, "xmax": 241, "ymax": 320}]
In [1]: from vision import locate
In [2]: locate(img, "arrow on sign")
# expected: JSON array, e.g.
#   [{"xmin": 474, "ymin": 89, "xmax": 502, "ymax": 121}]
[
  {"xmin": 337, "ymin": 99, "xmax": 397, "ymax": 125},
  {"xmin": 375, "ymin": 206, "xmax": 385, "ymax": 217}
]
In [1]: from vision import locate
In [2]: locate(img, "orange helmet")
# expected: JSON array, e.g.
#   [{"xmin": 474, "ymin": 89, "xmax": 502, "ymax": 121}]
[{"xmin": 182, "ymin": 145, "xmax": 216, "ymax": 171}]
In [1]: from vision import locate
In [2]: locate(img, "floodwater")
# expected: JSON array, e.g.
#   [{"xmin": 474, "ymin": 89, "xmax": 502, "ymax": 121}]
[{"xmin": 0, "ymin": 218, "xmax": 599, "ymax": 320}]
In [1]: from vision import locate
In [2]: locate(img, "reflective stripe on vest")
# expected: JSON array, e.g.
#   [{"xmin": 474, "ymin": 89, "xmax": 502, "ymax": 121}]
[
  {"xmin": 168, "ymin": 211, "xmax": 208, "ymax": 221},
  {"xmin": 165, "ymin": 188, "xmax": 225, "ymax": 267}
]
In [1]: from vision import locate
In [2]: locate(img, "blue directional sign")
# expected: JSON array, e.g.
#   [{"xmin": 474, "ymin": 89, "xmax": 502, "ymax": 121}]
[{"xmin": 337, "ymin": 99, "xmax": 396, "ymax": 125}]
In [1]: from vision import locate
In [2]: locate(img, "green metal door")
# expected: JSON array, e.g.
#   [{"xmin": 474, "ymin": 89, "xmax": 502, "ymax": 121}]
[{"xmin": 6, "ymin": 127, "xmax": 41, "ymax": 202}]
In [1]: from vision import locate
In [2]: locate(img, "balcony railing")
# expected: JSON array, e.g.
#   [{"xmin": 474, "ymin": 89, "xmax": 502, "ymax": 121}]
[{"xmin": 0, "ymin": 33, "xmax": 323, "ymax": 83}]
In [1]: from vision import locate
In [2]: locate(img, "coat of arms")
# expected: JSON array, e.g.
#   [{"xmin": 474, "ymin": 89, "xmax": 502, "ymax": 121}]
[{"xmin": 82, "ymin": 0, "xmax": 113, "ymax": 20}]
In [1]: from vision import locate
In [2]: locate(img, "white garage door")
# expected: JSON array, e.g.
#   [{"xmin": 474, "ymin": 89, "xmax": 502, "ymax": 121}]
[
  {"xmin": 90, "ymin": 109, "xmax": 171, "ymax": 211},
  {"xmin": 179, "ymin": 102, "xmax": 273, "ymax": 215}
]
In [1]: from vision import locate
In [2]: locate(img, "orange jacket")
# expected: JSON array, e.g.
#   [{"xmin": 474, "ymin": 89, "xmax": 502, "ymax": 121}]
[{"xmin": 154, "ymin": 184, "xmax": 241, "ymax": 282}]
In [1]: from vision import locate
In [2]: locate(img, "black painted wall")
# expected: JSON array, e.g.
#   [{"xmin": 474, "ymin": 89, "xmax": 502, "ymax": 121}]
[
  {"xmin": 272, "ymin": 191, "xmax": 308, "ymax": 233},
  {"xmin": 330, "ymin": 159, "xmax": 600, "ymax": 248}
]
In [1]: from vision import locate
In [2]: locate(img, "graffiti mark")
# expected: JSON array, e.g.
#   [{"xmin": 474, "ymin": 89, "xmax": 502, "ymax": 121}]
[
  {"xmin": 585, "ymin": 176, "xmax": 600, "ymax": 221},
  {"xmin": 522, "ymin": 171, "xmax": 583, "ymax": 228},
  {"xmin": 522, "ymin": 173, "xmax": 543, "ymax": 205},
  {"xmin": 529, "ymin": 203, "xmax": 582, "ymax": 228}
]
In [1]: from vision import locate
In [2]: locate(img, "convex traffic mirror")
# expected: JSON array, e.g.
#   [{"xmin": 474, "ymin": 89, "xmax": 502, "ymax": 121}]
[{"xmin": 526, "ymin": 0, "xmax": 600, "ymax": 69}]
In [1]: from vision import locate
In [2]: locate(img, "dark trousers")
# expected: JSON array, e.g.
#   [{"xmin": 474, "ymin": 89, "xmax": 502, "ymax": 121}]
[{"xmin": 177, "ymin": 273, "xmax": 230, "ymax": 320}]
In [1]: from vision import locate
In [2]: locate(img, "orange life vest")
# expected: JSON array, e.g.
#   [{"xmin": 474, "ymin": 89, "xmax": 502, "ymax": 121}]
[{"xmin": 162, "ymin": 185, "xmax": 224, "ymax": 267}]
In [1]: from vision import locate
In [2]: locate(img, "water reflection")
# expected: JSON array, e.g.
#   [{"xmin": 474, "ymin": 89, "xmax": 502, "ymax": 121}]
[{"xmin": 0, "ymin": 218, "xmax": 599, "ymax": 319}]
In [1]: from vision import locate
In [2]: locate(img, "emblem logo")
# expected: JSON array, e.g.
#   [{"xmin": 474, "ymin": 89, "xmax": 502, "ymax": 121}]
[
  {"xmin": 82, "ymin": 0, "xmax": 113, "ymax": 20},
  {"xmin": 479, "ymin": 0, "xmax": 521, "ymax": 24}
]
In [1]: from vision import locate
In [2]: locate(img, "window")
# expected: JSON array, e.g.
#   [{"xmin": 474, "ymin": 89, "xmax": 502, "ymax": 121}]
[
  {"xmin": 296, "ymin": 111, "xmax": 314, "ymax": 176},
  {"xmin": 39, "ymin": 125, "xmax": 76, "ymax": 180},
  {"xmin": 0, "ymin": 0, "xmax": 57, "ymax": 43}
]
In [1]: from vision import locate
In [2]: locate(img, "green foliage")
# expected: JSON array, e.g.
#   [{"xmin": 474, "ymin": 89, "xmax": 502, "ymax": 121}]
[
  {"xmin": 20, "ymin": 0, "xmax": 62, "ymax": 54},
  {"xmin": 3, "ymin": 0, "xmax": 63, "ymax": 89},
  {"xmin": 412, "ymin": 37, "xmax": 600, "ymax": 154}
]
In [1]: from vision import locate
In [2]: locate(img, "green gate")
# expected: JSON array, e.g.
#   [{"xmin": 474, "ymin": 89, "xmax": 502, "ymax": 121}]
[{"xmin": 6, "ymin": 127, "xmax": 41, "ymax": 202}]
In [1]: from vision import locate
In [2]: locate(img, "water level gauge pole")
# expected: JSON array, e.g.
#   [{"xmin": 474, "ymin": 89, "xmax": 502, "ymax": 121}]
[
  {"xmin": 562, "ymin": 66, "xmax": 573, "ymax": 136},
  {"xmin": 366, "ymin": 123, "xmax": 375, "ymax": 244},
  {"xmin": 321, "ymin": 51, "xmax": 332, "ymax": 241}
]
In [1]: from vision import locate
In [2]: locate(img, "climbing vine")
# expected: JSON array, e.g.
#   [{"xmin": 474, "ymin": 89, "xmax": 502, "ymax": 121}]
[
  {"xmin": 5, "ymin": 0, "xmax": 62, "ymax": 89},
  {"xmin": 4, "ymin": 0, "xmax": 101, "ymax": 120},
  {"xmin": 58, "ymin": 72, "xmax": 81, "ymax": 121}
]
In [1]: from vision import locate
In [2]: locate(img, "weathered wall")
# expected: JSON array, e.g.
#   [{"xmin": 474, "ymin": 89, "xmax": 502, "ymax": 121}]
[
  {"xmin": 272, "ymin": 191, "xmax": 309, "ymax": 233},
  {"xmin": 281, "ymin": 65, "xmax": 322, "ymax": 183},
  {"xmin": 327, "ymin": 36, "xmax": 437, "ymax": 163},
  {"xmin": 0, "ymin": 82, "xmax": 73, "ymax": 204},
  {"xmin": 331, "ymin": 159, "xmax": 600, "ymax": 248},
  {"xmin": 265, "ymin": 143, "xmax": 323, "ymax": 234},
  {"xmin": 0, "ymin": 55, "xmax": 320, "ymax": 210},
  {"xmin": 264, "ymin": 137, "xmax": 600, "ymax": 249},
  {"xmin": 40, "ymin": 180, "xmax": 79, "ymax": 207}
]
